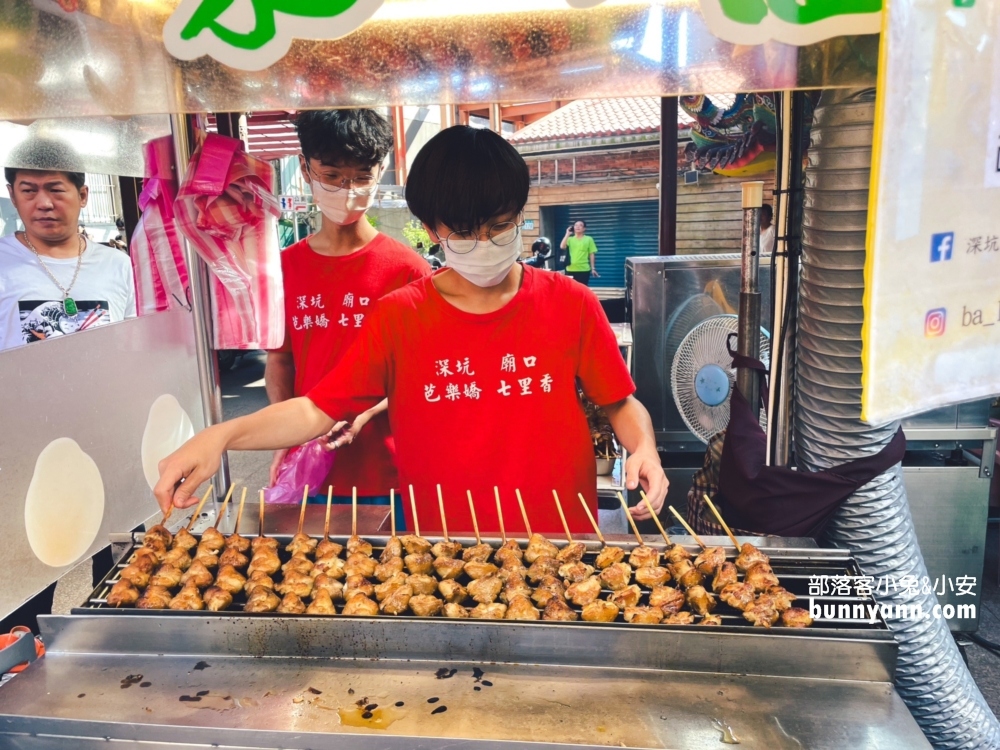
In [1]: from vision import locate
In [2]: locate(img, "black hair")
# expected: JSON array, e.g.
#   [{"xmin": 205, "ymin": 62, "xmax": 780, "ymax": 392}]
[
  {"xmin": 573, "ymin": 219, "xmax": 586, "ymax": 228},
  {"xmin": 4, "ymin": 138, "xmax": 85, "ymax": 190},
  {"xmin": 761, "ymin": 204, "xmax": 773, "ymax": 221},
  {"xmin": 406, "ymin": 125, "xmax": 529, "ymax": 234},
  {"xmin": 294, "ymin": 109, "xmax": 393, "ymax": 168}
]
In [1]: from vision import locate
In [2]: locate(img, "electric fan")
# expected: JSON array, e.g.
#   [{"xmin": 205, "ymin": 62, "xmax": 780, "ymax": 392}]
[{"xmin": 670, "ymin": 314, "xmax": 770, "ymax": 443}]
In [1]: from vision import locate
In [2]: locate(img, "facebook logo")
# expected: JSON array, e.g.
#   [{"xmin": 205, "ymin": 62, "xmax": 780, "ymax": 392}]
[{"xmin": 930, "ymin": 232, "xmax": 954, "ymax": 262}]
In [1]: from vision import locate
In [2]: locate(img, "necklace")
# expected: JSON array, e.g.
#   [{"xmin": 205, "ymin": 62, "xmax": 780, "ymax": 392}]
[{"xmin": 21, "ymin": 232, "xmax": 86, "ymax": 316}]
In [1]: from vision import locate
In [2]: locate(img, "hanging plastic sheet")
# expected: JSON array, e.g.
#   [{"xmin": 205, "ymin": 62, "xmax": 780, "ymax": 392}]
[
  {"xmin": 174, "ymin": 133, "xmax": 283, "ymax": 350},
  {"xmin": 131, "ymin": 136, "xmax": 190, "ymax": 316}
]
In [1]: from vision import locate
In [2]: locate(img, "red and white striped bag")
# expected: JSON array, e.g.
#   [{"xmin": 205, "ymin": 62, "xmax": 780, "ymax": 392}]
[
  {"xmin": 130, "ymin": 136, "xmax": 189, "ymax": 315},
  {"xmin": 174, "ymin": 133, "xmax": 284, "ymax": 350}
]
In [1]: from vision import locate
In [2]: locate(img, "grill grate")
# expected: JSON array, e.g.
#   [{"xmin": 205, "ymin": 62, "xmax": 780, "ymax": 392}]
[{"xmin": 77, "ymin": 533, "xmax": 887, "ymax": 631}]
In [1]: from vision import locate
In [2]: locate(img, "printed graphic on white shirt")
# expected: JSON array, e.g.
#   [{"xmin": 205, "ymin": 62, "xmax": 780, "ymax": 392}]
[{"xmin": 18, "ymin": 300, "xmax": 112, "ymax": 344}]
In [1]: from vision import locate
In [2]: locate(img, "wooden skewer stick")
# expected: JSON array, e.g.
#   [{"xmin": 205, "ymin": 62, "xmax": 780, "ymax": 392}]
[
  {"xmin": 467, "ymin": 491, "xmax": 481, "ymax": 545},
  {"xmin": 668, "ymin": 505, "xmax": 706, "ymax": 550},
  {"xmin": 296, "ymin": 484, "xmax": 310, "ymax": 536},
  {"xmin": 258, "ymin": 490, "xmax": 265, "ymax": 537},
  {"xmin": 234, "ymin": 487, "xmax": 248, "ymax": 536},
  {"xmin": 351, "ymin": 486, "xmax": 358, "ymax": 538},
  {"xmin": 515, "ymin": 489, "xmax": 532, "ymax": 538},
  {"xmin": 552, "ymin": 490, "xmax": 573, "ymax": 543},
  {"xmin": 213, "ymin": 484, "xmax": 236, "ymax": 530},
  {"xmin": 616, "ymin": 492, "xmax": 644, "ymax": 545},
  {"xmin": 323, "ymin": 486, "xmax": 333, "ymax": 541},
  {"xmin": 437, "ymin": 484, "xmax": 450, "ymax": 542},
  {"xmin": 703, "ymin": 494, "xmax": 741, "ymax": 549},
  {"xmin": 640, "ymin": 490, "xmax": 671, "ymax": 546},
  {"xmin": 408, "ymin": 485, "xmax": 421, "ymax": 538},
  {"xmin": 494, "ymin": 487, "xmax": 506, "ymax": 543},
  {"xmin": 389, "ymin": 488, "xmax": 396, "ymax": 539},
  {"xmin": 577, "ymin": 493, "xmax": 605, "ymax": 545},
  {"xmin": 162, "ymin": 505, "xmax": 173, "ymax": 525},
  {"xmin": 185, "ymin": 485, "xmax": 214, "ymax": 531}
]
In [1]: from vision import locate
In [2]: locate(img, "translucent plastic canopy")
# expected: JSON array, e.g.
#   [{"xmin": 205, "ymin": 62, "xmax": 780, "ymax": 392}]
[{"xmin": 0, "ymin": 0, "xmax": 878, "ymax": 121}]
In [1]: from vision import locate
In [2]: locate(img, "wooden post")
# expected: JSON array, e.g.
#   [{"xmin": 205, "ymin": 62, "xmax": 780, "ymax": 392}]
[
  {"xmin": 391, "ymin": 105, "xmax": 407, "ymax": 186},
  {"xmin": 489, "ymin": 103, "xmax": 503, "ymax": 133}
]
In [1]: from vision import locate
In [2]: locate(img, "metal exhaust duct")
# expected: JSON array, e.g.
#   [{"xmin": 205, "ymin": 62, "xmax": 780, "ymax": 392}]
[{"xmin": 795, "ymin": 89, "xmax": 1000, "ymax": 747}]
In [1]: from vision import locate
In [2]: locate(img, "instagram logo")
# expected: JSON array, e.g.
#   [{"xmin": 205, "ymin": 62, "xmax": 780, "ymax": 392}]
[{"xmin": 925, "ymin": 308, "xmax": 947, "ymax": 337}]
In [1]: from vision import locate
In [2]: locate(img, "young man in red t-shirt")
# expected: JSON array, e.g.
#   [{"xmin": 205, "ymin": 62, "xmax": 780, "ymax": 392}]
[
  {"xmin": 266, "ymin": 109, "xmax": 429, "ymax": 525},
  {"xmin": 156, "ymin": 126, "xmax": 667, "ymax": 535}
]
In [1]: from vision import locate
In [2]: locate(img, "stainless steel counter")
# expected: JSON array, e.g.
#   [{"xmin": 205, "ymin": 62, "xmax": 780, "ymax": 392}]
[{"xmin": 0, "ymin": 614, "xmax": 928, "ymax": 748}]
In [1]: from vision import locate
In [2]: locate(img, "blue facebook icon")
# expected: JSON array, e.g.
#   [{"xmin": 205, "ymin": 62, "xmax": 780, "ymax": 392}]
[{"xmin": 930, "ymin": 232, "xmax": 954, "ymax": 262}]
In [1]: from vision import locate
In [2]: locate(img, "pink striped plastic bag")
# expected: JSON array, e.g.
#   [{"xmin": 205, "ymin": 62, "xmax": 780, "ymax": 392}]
[
  {"xmin": 174, "ymin": 133, "xmax": 284, "ymax": 349},
  {"xmin": 130, "ymin": 136, "xmax": 189, "ymax": 314}
]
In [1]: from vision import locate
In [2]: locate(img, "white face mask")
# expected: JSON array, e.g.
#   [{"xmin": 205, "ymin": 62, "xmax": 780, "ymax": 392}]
[
  {"xmin": 441, "ymin": 225, "xmax": 522, "ymax": 287},
  {"xmin": 311, "ymin": 181, "xmax": 377, "ymax": 225}
]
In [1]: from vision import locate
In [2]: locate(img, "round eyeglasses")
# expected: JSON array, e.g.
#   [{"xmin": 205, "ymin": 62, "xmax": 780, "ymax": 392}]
[
  {"xmin": 440, "ymin": 216, "xmax": 524, "ymax": 255},
  {"xmin": 307, "ymin": 164, "xmax": 380, "ymax": 195}
]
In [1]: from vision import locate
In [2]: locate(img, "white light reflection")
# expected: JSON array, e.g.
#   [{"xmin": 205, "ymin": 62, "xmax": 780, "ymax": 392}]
[
  {"xmin": 638, "ymin": 2, "xmax": 664, "ymax": 64},
  {"xmin": 677, "ymin": 10, "xmax": 688, "ymax": 68},
  {"xmin": 562, "ymin": 65, "xmax": 603, "ymax": 75}
]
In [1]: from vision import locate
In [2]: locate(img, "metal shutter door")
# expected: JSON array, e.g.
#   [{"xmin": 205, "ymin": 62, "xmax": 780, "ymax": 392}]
[{"xmin": 552, "ymin": 200, "xmax": 659, "ymax": 288}]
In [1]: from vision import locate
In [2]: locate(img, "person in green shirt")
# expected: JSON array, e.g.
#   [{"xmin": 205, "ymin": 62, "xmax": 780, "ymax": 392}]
[{"xmin": 560, "ymin": 219, "xmax": 600, "ymax": 285}]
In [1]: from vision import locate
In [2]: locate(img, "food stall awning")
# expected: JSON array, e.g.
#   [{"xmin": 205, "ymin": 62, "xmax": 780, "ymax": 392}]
[{"xmin": 0, "ymin": 0, "xmax": 878, "ymax": 121}]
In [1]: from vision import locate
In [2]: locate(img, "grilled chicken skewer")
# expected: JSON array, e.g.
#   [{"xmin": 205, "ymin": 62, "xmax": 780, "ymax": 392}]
[
  {"xmin": 641, "ymin": 489, "xmax": 696, "ymax": 567},
  {"xmin": 493, "ymin": 488, "xmax": 526, "ymax": 571},
  {"xmin": 615, "ymin": 492, "xmax": 661, "ymax": 569},
  {"xmin": 515, "ymin": 489, "xmax": 533, "ymax": 539},
  {"xmin": 668, "ymin": 505, "xmax": 706, "ymax": 550},
  {"xmin": 703, "ymin": 494, "xmax": 741, "ymax": 550},
  {"xmin": 552, "ymin": 491, "xmax": 587, "ymax": 563},
  {"xmin": 577, "ymin": 492, "xmax": 625, "ymax": 569},
  {"xmin": 315, "ymin": 487, "xmax": 344, "ymax": 559},
  {"xmin": 225, "ymin": 487, "xmax": 251, "ymax": 550},
  {"xmin": 107, "ymin": 579, "xmax": 139, "ymax": 607},
  {"xmin": 172, "ymin": 485, "xmax": 214, "ymax": 553}
]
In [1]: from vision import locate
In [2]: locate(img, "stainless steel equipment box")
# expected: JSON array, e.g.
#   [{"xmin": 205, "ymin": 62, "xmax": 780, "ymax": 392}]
[
  {"xmin": 625, "ymin": 254, "xmax": 772, "ymax": 451},
  {"xmin": 902, "ymin": 401, "xmax": 996, "ymax": 633}
]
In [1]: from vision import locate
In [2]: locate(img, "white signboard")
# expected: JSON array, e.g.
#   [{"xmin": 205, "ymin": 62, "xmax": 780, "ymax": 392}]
[
  {"xmin": 279, "ymin": 196, "xmax": 309, "ymax": 213},
  {"xmin": 864, "ymin": 0, "xmax": 1000, "ymax": 424}
]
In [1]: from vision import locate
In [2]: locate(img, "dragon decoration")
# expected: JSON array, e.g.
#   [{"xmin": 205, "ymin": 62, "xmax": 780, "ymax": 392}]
[{"xmin": 680, "ymin": 93, "xmax": 778, "ymax": 178}]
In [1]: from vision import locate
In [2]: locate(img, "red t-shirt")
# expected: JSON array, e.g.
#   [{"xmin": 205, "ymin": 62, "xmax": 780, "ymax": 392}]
[
  {"xmin": 277, "ymin": 234, "xmax": 430, "ymax": 495},
  {"xmin": 306, "ymin": 266, "xmax": 635, "ymax": 534}
]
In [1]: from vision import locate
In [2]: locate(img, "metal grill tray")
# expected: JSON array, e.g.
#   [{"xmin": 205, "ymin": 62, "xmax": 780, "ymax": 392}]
[{"xmin": 78, "ymin": 533, "xmax": 888, "ymax": 632}]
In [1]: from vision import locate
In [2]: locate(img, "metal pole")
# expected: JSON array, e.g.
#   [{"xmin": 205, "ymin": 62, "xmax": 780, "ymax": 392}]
[
  {"xmin": 737, "ymin": 181, "xmax": 764, "ymax": 411},
  {"xmin": 169, "ymin": 114, "xmax": 229, "ymax": 505},
  {"xmin": 771, "ymin": 91, "xmax": 808, "ymax": 467},
  {"xmin": 658, "ymin": 96, "xmax": 678, "ymax": 255},
  {"xmin": 766, "ymin": 92, "xmax": 792, "ymax": 466}
]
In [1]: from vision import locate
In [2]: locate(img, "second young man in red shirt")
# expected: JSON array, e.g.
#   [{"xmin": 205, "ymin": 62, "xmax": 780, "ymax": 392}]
[{"xmin": 266, "ymin": 110, "xmax": 429, "ymax": 524}]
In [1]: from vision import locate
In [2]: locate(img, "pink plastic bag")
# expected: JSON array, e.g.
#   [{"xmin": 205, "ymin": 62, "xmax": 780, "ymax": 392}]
[
  {"xmin": 174, "ymin": 133, "xmax": 284, "ymax": 350},
  {"xmin": 263, "ymin": 439, "xmax": 335, "ymax": 504}
]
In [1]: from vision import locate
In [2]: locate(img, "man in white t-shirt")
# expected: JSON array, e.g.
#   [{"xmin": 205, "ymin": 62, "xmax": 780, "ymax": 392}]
[{"xmin": 2, "ymin": 147, "xmax": 136, "ymax": 352}]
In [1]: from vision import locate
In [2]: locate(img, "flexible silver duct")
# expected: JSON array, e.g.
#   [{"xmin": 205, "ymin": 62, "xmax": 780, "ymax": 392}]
[{"xmin": 795, "ymin": 89, "xmax": 1000, "ymax": 748}]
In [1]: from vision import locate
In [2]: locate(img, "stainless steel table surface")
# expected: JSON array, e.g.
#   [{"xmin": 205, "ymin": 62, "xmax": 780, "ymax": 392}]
[{"xmin": 0, "ymin": 610, "xmax": 930, "ymax": 750}]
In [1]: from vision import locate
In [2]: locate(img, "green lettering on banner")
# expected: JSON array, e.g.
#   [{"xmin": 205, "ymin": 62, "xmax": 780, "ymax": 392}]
[
  {"xmin": 163, "ymin": 0, "xmax": 386, "ymax": 71},
  {"xmin": 179, "ymin": 0, "xmax": 363, "ymax": 51},
  {"xmin": 704, "ymin": 0, "xmax": 882, "ymax": 45},
  {"xmin": 162, "ymin": 0, "xmax": 884, "ymax": 71}
]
